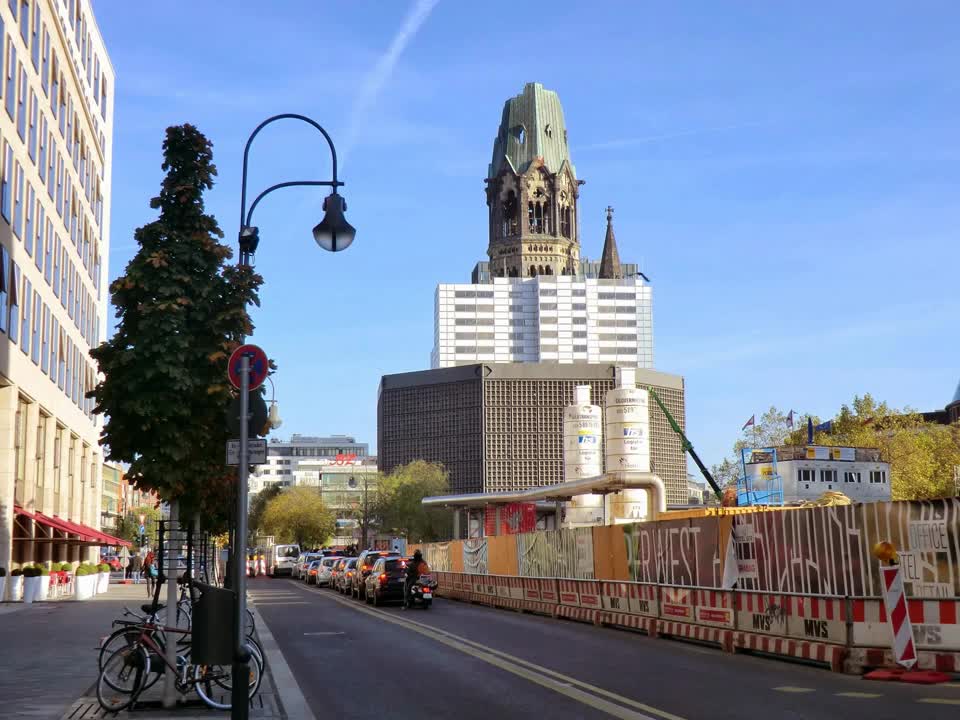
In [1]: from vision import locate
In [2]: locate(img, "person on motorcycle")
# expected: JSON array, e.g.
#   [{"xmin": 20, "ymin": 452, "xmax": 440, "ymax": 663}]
[{"xmin": 403, "ymin": 550, "xmax": 429, "ymax": 609}]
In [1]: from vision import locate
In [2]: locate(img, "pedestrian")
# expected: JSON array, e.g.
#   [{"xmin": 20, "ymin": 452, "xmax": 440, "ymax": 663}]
[
  {"xmin": 131, "ymin": 554, "xmax": 143, "ymax": 584},
  {"xmin": 144, "ymin": 551, "xmax": 156, "ymax": 596},
  {"xmin": 125, "ymin": 556, "xmax": 132, "ymax": 580}
]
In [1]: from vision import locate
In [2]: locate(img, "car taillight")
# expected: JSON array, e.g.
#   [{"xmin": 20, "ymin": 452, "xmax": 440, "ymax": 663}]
[
  {"xmin": 310, "ymin": 569, "xmax": 317, "ymax": 575},
  {"xmin": 347, "ymin": 571, "xmax": 353, "ymax": 577},
  {"xmin": 379, "ymin": 573, "xmax": 387, "ymax": 583}
]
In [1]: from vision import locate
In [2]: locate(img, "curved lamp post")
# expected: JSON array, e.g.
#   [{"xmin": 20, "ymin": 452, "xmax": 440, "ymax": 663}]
[{"xmin": 231, "ymin": 114, "xmax": 353, "ymax": 719}]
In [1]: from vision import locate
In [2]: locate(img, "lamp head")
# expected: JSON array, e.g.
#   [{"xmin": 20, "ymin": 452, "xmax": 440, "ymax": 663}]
[{"xmin": 312, "ymin": 192, "xmax": 356, "ymax": 252}]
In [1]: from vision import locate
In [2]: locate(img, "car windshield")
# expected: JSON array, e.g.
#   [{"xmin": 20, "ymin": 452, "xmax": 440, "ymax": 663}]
[
  {"xmin": 278, "ymin": 547, "xmax": 299, "ymax": 558},
  {"xmin": 322, "ymin": 558, "xmax": 339, "ymax": 567}
]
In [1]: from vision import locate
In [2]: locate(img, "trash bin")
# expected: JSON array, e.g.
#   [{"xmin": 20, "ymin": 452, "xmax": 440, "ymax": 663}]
[{"xmin": 191, "ymin": 581, "xmax": 236, "ymax": 666}]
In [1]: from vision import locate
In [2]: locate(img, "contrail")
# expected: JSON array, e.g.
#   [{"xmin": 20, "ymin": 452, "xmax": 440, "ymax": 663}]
[
  {"xmin": 577, "ymin": 121, "xmax": 764, "ymax": 151},
  {"xmin": 341, "ymin": 0, "xmax": 440, "ymax": 162}
]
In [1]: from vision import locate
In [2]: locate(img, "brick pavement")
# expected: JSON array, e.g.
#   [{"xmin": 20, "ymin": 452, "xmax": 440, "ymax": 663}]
[{"xmin": 0, "ymin": 581, "xmax": 155, "ymax": 719}]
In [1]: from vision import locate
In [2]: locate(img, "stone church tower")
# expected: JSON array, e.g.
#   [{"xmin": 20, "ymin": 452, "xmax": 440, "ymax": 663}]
[{"xmin": 485, "ymin": 83, "xmax": 582, "ymax": 278}]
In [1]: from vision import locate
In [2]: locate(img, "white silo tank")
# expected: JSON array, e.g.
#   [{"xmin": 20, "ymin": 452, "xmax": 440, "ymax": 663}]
[
  {"xmin": 604, "ymin": 367, "xmax": 651, "ymax": 473},
  {"xmin": 563, "ymin": 385, "xmax": 603, "ymax": 481},
  {"xmin": 563, "ymin": 385, "xmax": 604, "ymax": 526}
]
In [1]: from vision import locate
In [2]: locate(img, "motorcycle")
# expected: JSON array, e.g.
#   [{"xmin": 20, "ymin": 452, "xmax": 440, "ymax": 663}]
[{"xmin": 405, "ymin": 573, "xmax": 437, "ymax": 609}]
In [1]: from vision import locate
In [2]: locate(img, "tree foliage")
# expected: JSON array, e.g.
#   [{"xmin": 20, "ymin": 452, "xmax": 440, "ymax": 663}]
[
  {"xmin": 261, "ymin": 487, "xmax": 336, "ymax": 547},
  {"xmin": 713, "ymin": 395, "xmax": 960, "ymax": 501},
  {"xmin": 89, "ymin": 125, "xmax": 262, "ymax": 528},
  {"xmin": 248, "ymin": 484, "xmax": 283, "ymax": 541},
  {"xmin": 375, "ymin": 461, "xmax": 452, "ymax": 543},
  {"xmin": 114, "ymin": 505, "xmax": 162, "ymax": 544}
]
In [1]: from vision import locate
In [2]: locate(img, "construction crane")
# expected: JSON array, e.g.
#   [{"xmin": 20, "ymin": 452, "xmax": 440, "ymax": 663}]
[{"xmin": 648, "ymin": 389, "xmax": 723, "ymax": 502}]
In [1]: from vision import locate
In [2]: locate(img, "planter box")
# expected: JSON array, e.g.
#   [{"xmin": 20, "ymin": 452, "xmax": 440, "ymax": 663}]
[
  {"xmin": 96, "ymin": 572, "xmax": 110, "ymax": 594},
  {"xmin": 9, "ymin": 576, "xmax": 23, "ymax": 601},
  {"xmin": 74, "ymin": 575, "xmax": 96, "ymax": 601},
  {"xmin": 22, "ymin": 576, "xmax": 41, "ymax": 604},
  {"xmin": 0, "ymin": 576, "xmax": 5, "ymax": 601},
  {"xmin": 37, "ymin": 576, "xmax": 50, "ymax": 601}
]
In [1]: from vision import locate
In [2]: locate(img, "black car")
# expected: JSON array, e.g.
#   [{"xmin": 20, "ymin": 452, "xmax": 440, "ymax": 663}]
[
  {"xmin": 364, "ymin": 556, "xmax": 409, "ymax": 606},
  {"xmin": 351, "ymin": 549, "xmax": 399, "ymax": 600}
]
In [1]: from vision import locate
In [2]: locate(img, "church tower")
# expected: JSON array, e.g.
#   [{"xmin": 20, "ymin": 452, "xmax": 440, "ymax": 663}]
[{"xmin": 485, "ymin": 83, "xmax": 582, "ymax": 278}]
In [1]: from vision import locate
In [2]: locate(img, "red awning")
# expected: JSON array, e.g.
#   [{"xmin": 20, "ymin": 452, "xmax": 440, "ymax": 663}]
[
  {"xmin": 13, "ymin": 504, "xmax": 35, "ymax": 519},
  {"xmin": 33, "ymin": 512, "xmax": 132, "ymax": 547}
]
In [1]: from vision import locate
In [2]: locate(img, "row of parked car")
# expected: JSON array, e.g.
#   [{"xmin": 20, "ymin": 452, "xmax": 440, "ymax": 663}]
[{"xmin": 291, "ymin": 549, "xmax": 430, "ymax": 607}]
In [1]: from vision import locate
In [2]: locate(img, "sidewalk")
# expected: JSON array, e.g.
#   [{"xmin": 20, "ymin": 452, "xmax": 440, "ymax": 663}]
[
  {"xmin": 0, "ymin": 581, "xmax": 156, "ymax": 718},
  {"xmin": 52, "ymin": 585, "xmax": 287, "ymax": 720}
]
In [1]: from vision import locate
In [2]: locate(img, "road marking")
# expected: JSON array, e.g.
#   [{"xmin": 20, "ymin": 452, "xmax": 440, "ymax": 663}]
[
  {"xmin": 943, "ymin": 683, "xmax": 960, "ymax": 689},
  {"xmin": 918, "ymin": 698, "xmax": 960, "ymax": 705},
  {"xmin": 316, "ymin": 587, "xmax": 686, "ymax": 720},
  {"xmin": 253, "ymin": 601, "xmax": 310, "ymax": 606},
  {"xmin": 773, "ymin": 687, "xmax": 815, "ymax": 693},
  {"xmin": 835, "ymin": 692, "xmax": 881, "ymax": 698},
  {"xmin": 303, "ymin": 631, "xmax": 345, "ymax": 636}
]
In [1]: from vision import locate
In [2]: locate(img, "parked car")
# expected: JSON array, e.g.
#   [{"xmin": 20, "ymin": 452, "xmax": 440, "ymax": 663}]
[
  {"xmin": 316, "ymin": 557, "xmax": 340, "ymax": 587},
  {"xmin": 329, "ymin": 557, "xmax": 353, "ymax": 591},
  {"xmin": 337, "ymin": 558, "xmax": 358, "ymax": 594},
  {"xmin": 364, "ymin": 556, "xmax": 410, "ymax": 606},
  {"xmin": 100, "ymin": 555, "xmax": 123, "ymax": 572},
  {"xmin": 267, "ymin": 544, "xmax": 300, "ymax": 577},
  {"xmin": 296, "ymin": 552, "xmax": 323, "ymax": 580},
  {"xmin": 305, "ymin": 559, "xmax": 323, "ymax": 585},
  {"xmin": 351, "ymin": 549, "xmax": 399, "ymax": 600}
]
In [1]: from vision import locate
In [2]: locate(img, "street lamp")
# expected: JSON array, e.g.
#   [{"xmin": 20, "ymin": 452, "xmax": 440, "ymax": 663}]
[
  {"xmin": 231, "ymin": 113, "xmax": 353, "ymax": 719},
  {"xmin": 266, "ymin": 375, "xmax": 282, "ymax": 430}
]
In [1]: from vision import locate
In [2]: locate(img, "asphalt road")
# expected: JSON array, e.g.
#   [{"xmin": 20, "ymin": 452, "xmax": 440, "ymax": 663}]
[{"xmin": 251, "ymin": 578, "xmax": 960, "ymax": 720}]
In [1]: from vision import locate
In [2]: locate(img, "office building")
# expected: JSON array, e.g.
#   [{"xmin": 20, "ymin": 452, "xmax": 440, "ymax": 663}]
[
  {"xmin": 250, "ymin": 434, "xmax": 370, "ymax": 495},
  {"xmin": 2, "ymin": 0, "xmax": 115, "ymax": 572},
  {"xmin": 378, "ymin": 363, "xmax": 688, "ymax": 505}
]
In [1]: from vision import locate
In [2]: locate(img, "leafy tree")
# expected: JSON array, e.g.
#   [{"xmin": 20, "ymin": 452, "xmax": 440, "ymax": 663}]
[
  {"xmin": 375, "ymin": 461, "xmax": 452, "ymax": 542},
  {"xmin": 248, "ymin": 484, "xmax": 282, "ymax": 541},
  {"xmin": 115, "ymin": 505, "xmax": 162, "ymax": 545},
  {"xmin": 261, "ymin": 487, "xmax": 336, "ymax": 547},
  {"xmin": 89, "ymin": 125, "xmax": 262, "ymax": 529}
]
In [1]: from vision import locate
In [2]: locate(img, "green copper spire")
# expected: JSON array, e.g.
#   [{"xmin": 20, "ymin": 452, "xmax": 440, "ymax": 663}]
[{"xmin": 488, "ymin": 82, "xmax": 576, "ymax": 180}]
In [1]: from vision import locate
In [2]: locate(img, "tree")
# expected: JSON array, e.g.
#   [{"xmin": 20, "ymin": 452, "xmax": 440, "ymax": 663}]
[
  {"xmin": 89, "ymin": 125, "xmax": 262, "ymax": 529},
  {"xmin": 114, "ymin": 505, "xmax": 162, "ymax": 546},
  {"xmin": 248, "ymin": 484, "xmax": 282, "ymax": 541},
  {"xmin": 261, "ymin": 487, "xmax": 337, "ymax": 547},
  {"xmin": 375, "ymin": 461, "xmax": 452, "ymax": 542}
]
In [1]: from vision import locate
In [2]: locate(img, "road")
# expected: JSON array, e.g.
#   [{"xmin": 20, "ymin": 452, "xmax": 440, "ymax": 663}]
[{"xmin": 251, "ymin": 578, "xmax": 960, "ymax": 720}]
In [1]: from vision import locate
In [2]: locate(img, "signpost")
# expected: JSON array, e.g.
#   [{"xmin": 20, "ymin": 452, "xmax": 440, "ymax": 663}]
[{"xmin": 228, "ymin": 344, "xmax": 269, "ymax": 391}]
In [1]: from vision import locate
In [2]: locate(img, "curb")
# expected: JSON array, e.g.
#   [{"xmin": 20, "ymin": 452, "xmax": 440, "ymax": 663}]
[{"xmin": 248, "ymin": 601, "xmax": 315, "ymax": 720}]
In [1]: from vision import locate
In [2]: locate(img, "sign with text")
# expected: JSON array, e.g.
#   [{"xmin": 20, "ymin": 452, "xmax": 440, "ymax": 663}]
[{"xmin": 226, "ymin": 439, "xmax": 267, "ymax": 466}]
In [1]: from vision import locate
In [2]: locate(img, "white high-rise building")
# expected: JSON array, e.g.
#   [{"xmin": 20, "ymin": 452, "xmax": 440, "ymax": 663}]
[
  {"xmin": 0, "ymin": 0, "xmax": 114, "ymax": 572},
  {"xmin": 432, "ymin": 275, "xmax": 652, "ymax": 368}
]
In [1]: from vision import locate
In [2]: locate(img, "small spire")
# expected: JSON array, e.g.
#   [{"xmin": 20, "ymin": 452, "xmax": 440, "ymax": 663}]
[{"xmin": 598, "ymin": 206, "xmax": 623, "ymax": 280}]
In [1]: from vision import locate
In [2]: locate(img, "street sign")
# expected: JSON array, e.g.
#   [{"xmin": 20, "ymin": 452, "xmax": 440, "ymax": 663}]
[
  {"xmin": 227, "ymin": 438, "xmax": 268, "ymax": 466},
  {"xmin": 138, "ymin": 525, "xmax": 146, "ymax": 535},
  {"xmin": 228, "ymin": 344, "xmax": 269, "ymax": 391}
]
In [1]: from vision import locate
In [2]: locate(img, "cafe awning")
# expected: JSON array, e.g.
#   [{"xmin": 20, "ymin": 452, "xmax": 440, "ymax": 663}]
[{"xmin": 14, "ymin": 506, "xmax": 132, "ymax": 547}]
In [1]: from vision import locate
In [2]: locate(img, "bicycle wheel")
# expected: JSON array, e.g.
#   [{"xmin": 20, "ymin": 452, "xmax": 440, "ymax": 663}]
[
  {"xmin": 244, "ymin": 608, "xmax": 255, "ymax": 638},
  {"xmin": 211, "ymin": 640, "xmax": 264, "ymax": 694},
  {"xmin": 194, "ymin": 658, "xmax": 261, "ymax": 710},
  {"xmin": 98, "ymin": 626, "xmax": 143, "ymax": 673},
  {"xmin": 97, "ymin": 645, "xmax": 150, "ymax": 712}
]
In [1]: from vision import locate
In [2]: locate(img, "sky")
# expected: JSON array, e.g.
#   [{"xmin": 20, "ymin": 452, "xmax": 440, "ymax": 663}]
[{"xmin": 93, "ymin": 1, "xmax": 960, "ymax": 468}]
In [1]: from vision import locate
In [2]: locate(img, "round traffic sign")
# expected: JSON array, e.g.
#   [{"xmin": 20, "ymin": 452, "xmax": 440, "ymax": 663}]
[{"xmin": 228, "ymin": 344, "xmax": 269, "ymax": 391}]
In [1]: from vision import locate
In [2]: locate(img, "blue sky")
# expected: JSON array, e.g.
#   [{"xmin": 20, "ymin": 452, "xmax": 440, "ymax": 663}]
[{"xmin": 93, "ymin": 1, "xmax": 959, "ymax": 467}]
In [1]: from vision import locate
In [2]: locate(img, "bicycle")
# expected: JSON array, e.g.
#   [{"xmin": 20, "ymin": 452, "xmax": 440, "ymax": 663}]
[{"xmin": 96, "ymin": 608, "xmax": 263, "ymax": 711}]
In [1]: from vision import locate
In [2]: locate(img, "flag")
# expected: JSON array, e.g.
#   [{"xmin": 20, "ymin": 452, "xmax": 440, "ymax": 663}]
[
  {"xmin": 786, "ymin": 410, "xmax": 795, "ymax": 429},
  {"xmin": 742, "ymin": 415, "xmax": 755, "ymax": 431}
]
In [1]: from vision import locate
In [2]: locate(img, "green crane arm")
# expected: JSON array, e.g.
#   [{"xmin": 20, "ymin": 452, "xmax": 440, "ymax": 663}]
[{"xmin": 648, "ymin": 389, "xmax": 723, "ymax": 501}]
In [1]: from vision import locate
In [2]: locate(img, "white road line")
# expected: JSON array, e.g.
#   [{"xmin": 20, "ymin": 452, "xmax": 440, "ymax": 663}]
[{"xmin": 303, "ymin": 631, "xmax": 345, "ymax": 636}]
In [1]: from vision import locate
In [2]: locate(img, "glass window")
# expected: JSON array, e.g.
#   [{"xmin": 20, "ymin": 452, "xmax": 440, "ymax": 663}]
[
  {"xmin": 49, "ymin": 51, "xmax": 57, "ymax": 114},
  {"xmin": 59, "ymin": 248, "xmax": 66, "ymax": 308},
  {"xmin": 47, "ymin": 315, "xmax": 56, "ymax": 377},
  {"xmin": 9, "ymin": 259, "xmax": 19, "ymax": 343},
  {"xmin": 56, "ymin": 329, "xmax": 64, "ymax": 388},
  {"xmin": 20, "ymin": 275, "xmax": 30, "ymax": 354},
  {"xmin": 52, "ymin": 234, "xmax": 60, "ymax": 296},
  {"xmin": 27, "ymin": 90, "xmax": 35, "ymax": 160},
  {"xmin": 12, "ymin": 161, "xmax": 22, "ymax": 238},
  {"xmin": 29, "ymin": 2, "xmax": 37, "ymax": 69},
  {"xmin": 16, "ymin": 64, "xmax": 24, "ymax": 138},
  {"xmin": 45, "ymin": 131, "xmax": 53, "ymax": 197},
  {"xmin": 30, "ymin": 288, "xmax": 38, "ymax": 363},
  {"xmin": 23, "ymin": 183, "xmax": 32, "ymax": 254},
  {"xmin": 13, "ymin": 395, "xmax": 26, "ymax": 505},
  {"xmin": 40, "ymin": 302, "xmax": 47, "ymax": 372},
  {"xmin": 40, "ymin": 27, "xmax": 47, "ymax": 95},
  {"xmin": 820, "ymin": 469, "xmax": 837, "ymax": 484},
  {"xmin": 1, "ymin": 142, "xmax": 10, "ymax": 220},
  {"xmin": 0, "ymin": 245, "xmax": 6, "ymax": 334},
  {"xmin": 73, "ymin": 269, "xmax": 79, "ymax": 320},
  {"xmin": 3, "ymin": 40, "xmax": 13, "ymax": 120},
  {"xmin": 34, "ymin": 203, "xmax": 42, "ymax": 270},
  {"xmin": 43, "ymin": 221, "xmax": 51, "ymax": 283},
  {"xmin": 19, "ymin": 1, "xmax": 28, "ymax": 45},
  {"xmin": 55, "ymin": 153, "xmax": 62, "ymax": 215}
]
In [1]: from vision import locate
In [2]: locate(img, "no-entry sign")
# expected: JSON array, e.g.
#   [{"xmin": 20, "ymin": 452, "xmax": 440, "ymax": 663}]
[{"xmin": 228, "ymin": 344, "xmax": 269, "ymax": 391}]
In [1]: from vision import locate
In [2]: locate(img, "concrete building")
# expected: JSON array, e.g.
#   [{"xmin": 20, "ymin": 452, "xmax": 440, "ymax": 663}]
[
  {"xmin": 740, "ymin": 446, "xmax": 891, "ymax": 505},
  {"xmin": 378, "ymin": 363, "xmax": 688, "ymax": 506},
  {"xmin": 1, "ymin": 0, "xmax": 114, "ymax": 570},
  {"xmin": 294, "ymin": 461, "xmax": 379, "ymax": 546},
  {"xmin": 432, "ymin": 271, "xmax": 653, "ymax": 369},
  {"xmin": 100, "ymin": 460, "xmax": 121, "ymax": 533},
  {"xmin": 250, "ymin": 434, "xmax": 370, "ymax": 495}
]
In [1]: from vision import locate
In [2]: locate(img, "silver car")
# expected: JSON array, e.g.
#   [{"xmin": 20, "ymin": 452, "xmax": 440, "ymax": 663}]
[{"xmin": 296, "ymin": 553, "xmax": 323, "ymax": 580}]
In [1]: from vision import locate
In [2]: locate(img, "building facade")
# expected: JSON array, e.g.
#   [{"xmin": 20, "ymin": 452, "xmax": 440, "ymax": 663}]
[
  {"xmin": 0, "ymin": 0, "xmax": 114, "ymax": 571},
  {"xmin": 378, "ymin": 363, "xmax": 688, "ymax": 506},
  {"xmin": 742, "ymin": 446, "xmax": 891, "ymax": 504},
  {"xmin": 249, "ymin": 434, "xmax": 370, "ymax": 495},
  {"xmin": 432, "ymin": 274, "xmax": 653, "ymax": 369},
  {"xmin": 99, "ymin": 460, "xmax": 121, "ymax": 533},
  {"xmin": 294, "ymin": 461, "xmax": 379, "ymax": 546}
]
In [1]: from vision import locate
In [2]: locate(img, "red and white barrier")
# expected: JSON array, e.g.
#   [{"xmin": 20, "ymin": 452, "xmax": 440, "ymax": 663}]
[
  {"xmin": 558, "ymin": 579, "xmax": 581, "ymax": 607},
  {"xmin": 522, "ymin": 577, "xmax": 541, "ymax": 602},
  {"xmin": 694, "ymin": 589, "xmax": 735, "ymax": 629},
  {"xmin": 734, "ymin": 632, "xmax": 845, "ymax": 672},
  {"xmin": 538, "ymin": 578, "xmax": 559, "ymax": 604},
  {"xmin": 880, "ymin": 566, "xmax": 917, "ymax": 669},
  {"xmin": 660, "ymin": 586, "xmax": 695, "ymax": 623}
]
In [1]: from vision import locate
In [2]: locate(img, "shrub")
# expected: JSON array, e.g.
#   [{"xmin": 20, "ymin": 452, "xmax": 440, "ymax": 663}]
[
  {"xmin": 38, "ymin": 565, "xmax": 50, "ymax": 576},
  {"xmin": 59, "ymin": 562, "xmax": 72, "ymax": 572},
  {"xmin": 0, "ymin": 567, "xmax": 6, "ymax": 577},
  {"xmin": 98, "ymin": 563, "xmax": 111, "ymax": 573},
  {"xmin": 10, "ymin": 568, "xmax": 22, "ymax": 577},
  {"xmin": 74, "ymin": 566, "xmax": 90, "ymax": 577}
]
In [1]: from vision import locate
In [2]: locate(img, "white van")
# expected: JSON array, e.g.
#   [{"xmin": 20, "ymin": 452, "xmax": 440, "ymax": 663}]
[{"xmin": 268, "ymin": 544, "xmax": 301, "ymax": 577}]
